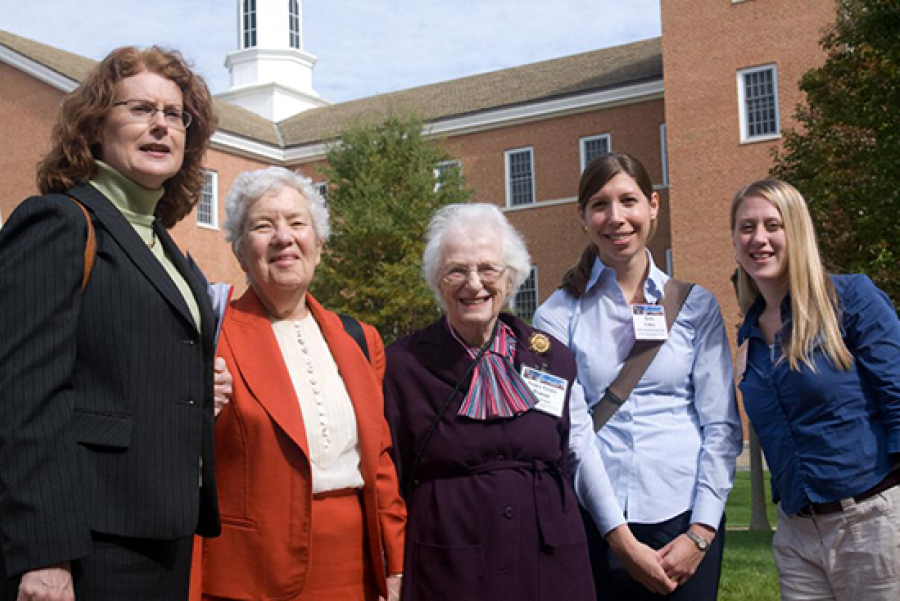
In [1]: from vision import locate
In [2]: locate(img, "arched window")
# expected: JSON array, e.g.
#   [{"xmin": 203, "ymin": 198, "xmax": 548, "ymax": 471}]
[
  {"xmin": 242, "ymin": 0, "xmax": 257, "ymax": 48},
  {"xmin": 289, "ymin": 0, "xmax": 300, "ymax": 49}
]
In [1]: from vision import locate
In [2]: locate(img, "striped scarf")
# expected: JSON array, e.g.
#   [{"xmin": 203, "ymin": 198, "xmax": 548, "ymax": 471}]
[{"xmin": 450, "ymin": 320, "xmax": 540, "ymax": 420}]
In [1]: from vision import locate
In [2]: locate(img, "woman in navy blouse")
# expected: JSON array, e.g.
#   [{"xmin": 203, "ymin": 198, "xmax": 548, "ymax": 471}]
[{"xmin": 732, "ymin": 178, "xmax": 900, "ymax": 600}]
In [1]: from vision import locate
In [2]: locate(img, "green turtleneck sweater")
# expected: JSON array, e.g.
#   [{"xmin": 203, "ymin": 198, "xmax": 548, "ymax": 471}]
[{"xmin": 89, "ymin": 161, "xmax": 201, "ymax": 330}]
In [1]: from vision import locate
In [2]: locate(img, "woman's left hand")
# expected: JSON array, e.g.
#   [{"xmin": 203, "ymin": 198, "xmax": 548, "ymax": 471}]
[
  {"xmin": 213, "ymin": 357, "xmax": 233, "ymax": 417},
  {"xmin": 659, "ymin": 524, "xmax": 715, "ymax": 587}
]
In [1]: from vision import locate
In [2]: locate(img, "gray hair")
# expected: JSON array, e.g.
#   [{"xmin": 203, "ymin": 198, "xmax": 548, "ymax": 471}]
[
  {"xmin": 223, "ymin": 166, "xmax": 330, "ymax": 255},
  {"xmin": 422, "ymin": 203, "xmax": 532, "ymax": 310}
]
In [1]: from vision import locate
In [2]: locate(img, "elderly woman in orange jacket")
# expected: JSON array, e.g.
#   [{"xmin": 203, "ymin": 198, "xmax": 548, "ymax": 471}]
[{"xmin": 191, "ymin": 166, "xmax": 405, "ymax": 601}]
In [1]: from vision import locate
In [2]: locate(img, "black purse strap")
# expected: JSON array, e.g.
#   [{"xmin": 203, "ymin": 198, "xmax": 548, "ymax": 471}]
[
  {"xmin": 402, "ymin": 322, "xmax": 498, "ymax": 498},
  {"xmin": 339, "ymin": 313, "xmax": 370, "ymax": 363},
  {"xmin": 591, "ymin": 278, "xmax": 694, "ymax": 432}
]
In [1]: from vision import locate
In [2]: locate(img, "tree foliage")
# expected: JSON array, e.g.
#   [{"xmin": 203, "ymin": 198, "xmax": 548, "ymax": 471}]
[
  {"xmin": 772, "ymin": 0, "xmax": 900, "ymax": 302},
  {"xmin": 312, "ymin": 115, "xmax": 471, "ymax": 343}
]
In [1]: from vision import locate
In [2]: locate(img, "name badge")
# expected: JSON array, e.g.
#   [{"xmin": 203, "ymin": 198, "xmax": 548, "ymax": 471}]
[
  {"xmin": 734, "ymin": 339, "xmax": 748, "ymax": 381},
  {"xmin": 631, "ymin": 304, "xmax": 668, "ymax": 340},
  {"xmin": 520, "ymin": 366, "xmax": 567, "ymax": 418}
]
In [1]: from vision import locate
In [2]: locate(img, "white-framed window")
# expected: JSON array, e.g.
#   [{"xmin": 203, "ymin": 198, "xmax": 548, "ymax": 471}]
[
  {"xmin": 313, "ymin": 181, "xmax": 329, "ymax": 203},
  {"xmin": 288, "ymin": 0, "xmax": 300, "ymax": 49},
  {"xmin": 242, "ymin": 0, "xmax": 257, "ymax": 48},
  {"xmin": 433, "ymin": 160, "xmax": 461, "ymax": 191},
  {"xmin": 580, "ymin": 134, "xmax": 611, "ymax": 172},
  {"xmin": 738, "ymin": 64, "xmax": 780, "ymax": 142},
  {"xmin": 512, "ymin": 266, "xmax": 538, "ymax": 322},
  {"xmin": 505, "ymin": 147, "xmax": 534, "ymax": 207},
  {"xmin": 197, "ymin": 170, "xmax": 218, "ymax": 229},
  {"xmin": 659, "ymin": 123, "xmax": 669, "ymax": 187}
]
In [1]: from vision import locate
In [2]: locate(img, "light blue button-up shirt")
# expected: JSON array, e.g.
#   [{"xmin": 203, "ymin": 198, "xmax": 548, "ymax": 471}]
[{"xmin": 535, "ymin": 253, "xmax": 742, "ymax": 535}]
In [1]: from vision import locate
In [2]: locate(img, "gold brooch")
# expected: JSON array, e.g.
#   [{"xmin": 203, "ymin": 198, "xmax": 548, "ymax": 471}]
[{"xmin": 529, "ymin": 332, "xmax": 551, "ymax": 355}]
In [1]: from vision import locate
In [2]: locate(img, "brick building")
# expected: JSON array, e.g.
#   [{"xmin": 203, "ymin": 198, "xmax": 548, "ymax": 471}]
[
  {"xmin": 0, "ymin": 0, "xmax": 839, "ymax": 326},
  {"xmin": 662, "ymin": 0, "xmax": 837, "ymax": 329}
]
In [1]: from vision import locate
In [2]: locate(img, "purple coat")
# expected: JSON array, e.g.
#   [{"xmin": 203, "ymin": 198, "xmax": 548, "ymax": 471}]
[{"xmin": 384, "ymin": 313, "xmax": 596, "ymax": 601}]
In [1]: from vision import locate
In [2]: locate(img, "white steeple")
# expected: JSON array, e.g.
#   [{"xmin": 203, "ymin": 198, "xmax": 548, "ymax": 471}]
[{"xmin": 218, "ymin": 0, "xmax": 328, "ymax": 122}]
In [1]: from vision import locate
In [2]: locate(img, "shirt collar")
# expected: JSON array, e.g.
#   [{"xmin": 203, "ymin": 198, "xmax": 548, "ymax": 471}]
[
  {"xmin": 585, "ymin": 248, "xmax": 669, "ymax": 304},
  {"xmin": 738, "ymin": 291, "xmax": 794, "ymax": 342}
]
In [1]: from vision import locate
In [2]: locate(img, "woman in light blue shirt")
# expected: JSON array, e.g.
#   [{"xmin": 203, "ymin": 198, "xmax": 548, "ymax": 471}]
[{"xmin": 534, "ymin": 152, "xmax": 742, "ymax": 600}]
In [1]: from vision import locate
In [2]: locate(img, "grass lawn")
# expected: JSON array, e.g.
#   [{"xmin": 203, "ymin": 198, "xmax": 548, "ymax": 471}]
[
  {"xmin": 725, "ymin": 468, "xmax": 778, "ymax": 528},
  {"xmin": 720, "ymin": 530, "xmax": 779, "ymax": 601},
  {"xmin": 719, "ymin": 470, "xmax": 780, "ymax": 601}
]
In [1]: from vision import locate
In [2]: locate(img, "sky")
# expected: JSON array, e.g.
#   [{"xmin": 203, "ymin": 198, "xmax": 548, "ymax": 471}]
[{"xmin": 3, "ymin": 0, "xmax": 661, "ymax": 104}]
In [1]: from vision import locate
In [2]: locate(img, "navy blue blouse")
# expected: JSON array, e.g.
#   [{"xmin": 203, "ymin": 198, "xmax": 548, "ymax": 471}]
[{"xmin": 737, "ymin": 274, "xmax": 900, "ymax": 516}]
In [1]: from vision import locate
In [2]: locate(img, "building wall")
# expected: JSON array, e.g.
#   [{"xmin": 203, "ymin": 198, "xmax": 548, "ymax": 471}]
[
  {"xmin": 0, "ymin": 62, "xmax": 64, "ymax": 223},
  {"xmin": 661, "ymin": 0, "xmax": 836, "ymax": 331}
]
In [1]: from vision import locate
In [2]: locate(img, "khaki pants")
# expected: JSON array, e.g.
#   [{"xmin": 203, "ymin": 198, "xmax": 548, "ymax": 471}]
[{"xmin": 774, "ymin": 484, "xmax": 900, "ymax": 601}]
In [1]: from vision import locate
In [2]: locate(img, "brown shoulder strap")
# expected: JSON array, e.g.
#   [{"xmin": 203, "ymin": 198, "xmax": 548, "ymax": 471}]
[
  {"xmin": 591, "ymin": 278, "xmax": 694, "ymax": 432},
  {"xmin": 68, "ymin": 196, "xmax": 96, "ymax": 292}
]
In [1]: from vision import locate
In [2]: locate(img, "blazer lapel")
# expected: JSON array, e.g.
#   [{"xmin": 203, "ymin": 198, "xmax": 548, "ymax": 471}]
[
  {"xmin": 223, "ymin": 289, "xmax": 310, "ymax": 458},
  {"xmin": 70, "ymin": 184, "xmax": 196, "ymax": 329},
  {"xmin": 162, "ymin": 238, "xmax": 216, "ymax": 351}
]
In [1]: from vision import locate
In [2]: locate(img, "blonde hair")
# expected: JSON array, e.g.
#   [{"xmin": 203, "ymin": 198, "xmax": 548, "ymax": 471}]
[{"xmin": 731, "ymin": 178, "xmax": 851, "ymax": 371}]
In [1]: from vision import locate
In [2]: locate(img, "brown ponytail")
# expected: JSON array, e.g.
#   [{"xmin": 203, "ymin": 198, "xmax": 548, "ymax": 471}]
[{"xmin": 560, "ymin": 245, "xmax": 598, "ymax": 298}]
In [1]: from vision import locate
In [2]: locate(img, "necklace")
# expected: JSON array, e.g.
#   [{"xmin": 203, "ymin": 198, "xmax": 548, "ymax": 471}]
[{"xmin": 147, "ymin": 228, "xmax": 157, "ymax": 249}]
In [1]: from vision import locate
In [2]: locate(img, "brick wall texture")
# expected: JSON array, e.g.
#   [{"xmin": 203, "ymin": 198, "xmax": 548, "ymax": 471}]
[{"xmin": 661, "ymin": 0, "xmax": 837, "ymax": 332}]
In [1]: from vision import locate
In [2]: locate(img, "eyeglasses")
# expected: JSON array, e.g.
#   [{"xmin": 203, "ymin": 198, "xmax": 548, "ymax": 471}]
[
  {"xmin": 441, "ymin": 263, "xmax": 507, "ymax": 286},
  {"xmin": 113, "ymin": 99, "xmax": 193, "ymax": 129}
]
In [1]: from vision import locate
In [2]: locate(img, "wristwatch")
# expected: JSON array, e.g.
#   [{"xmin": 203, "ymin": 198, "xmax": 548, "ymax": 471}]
[{"xmin": 685, "ymin": 530, "xmax": 710, "ymax": 552}]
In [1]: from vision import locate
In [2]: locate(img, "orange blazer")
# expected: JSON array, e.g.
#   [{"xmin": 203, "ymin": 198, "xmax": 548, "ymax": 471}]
[{"xmin": 191, "ymin": 288, "xmax": 406, "ymax": 600}]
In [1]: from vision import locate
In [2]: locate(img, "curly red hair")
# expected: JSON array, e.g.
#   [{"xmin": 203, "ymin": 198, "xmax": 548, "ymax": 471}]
[{"xmin": 36, "ymin": 46, "xmax": 217, "ymax": 228}]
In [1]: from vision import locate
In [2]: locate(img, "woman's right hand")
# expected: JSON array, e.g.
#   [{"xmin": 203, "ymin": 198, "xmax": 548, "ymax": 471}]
[
  {"xmin": 605, "ymin": 524, "xmax": 677, "ymax": 595},
  {"xmin": 17, "ymin": 563, "xmax": 74, "ymax": 601},
  {"xmin": 213, "ymin": 356, "xmax": 233, "ymax": 417}
]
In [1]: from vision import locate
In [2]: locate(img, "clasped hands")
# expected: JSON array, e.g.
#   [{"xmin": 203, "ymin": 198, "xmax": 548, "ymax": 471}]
[{"xmin": 607, "ymin": 522, "xmax": 715, "ymax": 595}]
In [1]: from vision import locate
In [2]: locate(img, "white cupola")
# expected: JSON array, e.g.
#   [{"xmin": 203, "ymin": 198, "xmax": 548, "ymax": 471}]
[{"xmin": 218, "ymin": 0, "xmax": 328, "ymax": 122}]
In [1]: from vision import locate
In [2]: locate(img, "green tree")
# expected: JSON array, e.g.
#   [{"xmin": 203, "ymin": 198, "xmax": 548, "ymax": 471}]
[
  {"xmin": 312, "ymin": 115, "xmax": 472, "ymax": 343},
  {"xmin": 772, "ymin": 0, "xmax": 900, "ymax": 302}
]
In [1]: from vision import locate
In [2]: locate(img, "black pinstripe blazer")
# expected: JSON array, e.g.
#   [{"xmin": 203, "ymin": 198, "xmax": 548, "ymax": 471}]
[{"xmin": 0, "ymin": 183, "xmax": 220, "ymax": 578}]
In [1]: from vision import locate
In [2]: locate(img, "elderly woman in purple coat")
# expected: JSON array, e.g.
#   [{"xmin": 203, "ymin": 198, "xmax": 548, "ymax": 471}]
[{"xmin": 383, "ymin": 203, "xmax": 596, "ymax": 601}]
